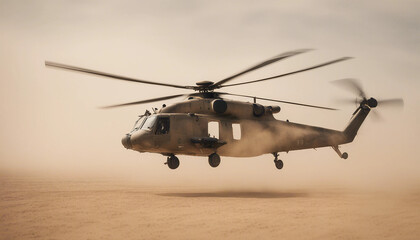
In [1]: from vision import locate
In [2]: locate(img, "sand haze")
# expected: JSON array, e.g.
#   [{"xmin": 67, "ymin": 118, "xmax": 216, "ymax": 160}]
[{"xmin": 1, "ymin": 0, "xmax": 419, "ymax": 239}]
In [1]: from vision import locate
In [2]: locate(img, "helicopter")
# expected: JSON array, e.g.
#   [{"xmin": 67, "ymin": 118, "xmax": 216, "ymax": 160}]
[{"xmin": 45, "ymin": 49, "xmax": 403, "ymax": 170}]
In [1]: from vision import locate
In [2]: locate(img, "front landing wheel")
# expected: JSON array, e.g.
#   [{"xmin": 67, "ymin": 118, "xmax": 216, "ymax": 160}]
[
  {"xmin": 274, "ymin": 159, "xmax": 283, "ymax": 170},
  {"xmin": 166, "ymin": 155, "xmax": 180, "ymax": 170}
]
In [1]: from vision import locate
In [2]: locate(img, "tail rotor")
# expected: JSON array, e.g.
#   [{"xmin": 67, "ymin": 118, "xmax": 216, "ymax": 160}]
[{"xmin": 332, "ymin": 79, "xmax": 404, "ymax": 118}]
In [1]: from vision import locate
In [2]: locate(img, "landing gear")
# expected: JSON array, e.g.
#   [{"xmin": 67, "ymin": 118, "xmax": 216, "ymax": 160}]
[
  {"xmin": 165, "ymin": 155, "xmax": 179, "ymax": 169},
  {"xmin": 332, "ymin": 146, "xmax": 348, "ymax": 159},
  {"xmin": 275, "ymin": 159, "xmax": 284, "ymax": 169},
  {"xmin": 208, "ymin": 153, "xmax": 221, "ymax": 168},
  {"xmin": 273, "ymin": 152, "xmax": 283, "ymax": 170}
]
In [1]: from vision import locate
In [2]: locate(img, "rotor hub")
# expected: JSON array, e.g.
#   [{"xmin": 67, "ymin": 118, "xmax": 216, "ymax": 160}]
[
  {"xmin": 367, "ymin": 97, "xmax": 377, "ymax": 108},
  {"xmin": 195, "ymin": 81, "xmax": 214, "ymax": 87},
  {"xmin": 194, "ymin": 81, "xmax": 216, "ymax": 92}
]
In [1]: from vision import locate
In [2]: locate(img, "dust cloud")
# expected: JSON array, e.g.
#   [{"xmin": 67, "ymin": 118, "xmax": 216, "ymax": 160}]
[{"xmin": 1, "ymin": 0, "xmax": 420, "ymax": 239}]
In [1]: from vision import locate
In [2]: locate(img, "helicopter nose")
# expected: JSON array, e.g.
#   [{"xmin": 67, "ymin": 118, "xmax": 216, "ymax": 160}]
[{"xmin": 122, "ymin": 134, "xmax": 132, "ymax": 149}]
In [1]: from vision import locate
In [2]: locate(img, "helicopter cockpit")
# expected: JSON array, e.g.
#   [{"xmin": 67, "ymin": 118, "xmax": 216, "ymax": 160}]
[
  {"xmin": 123, "ymin": 114, "xmax": 170, "ymax": 150},
  {"xmin": 130, "ymin": 115, "xmax": 169, "ymax": 135}
]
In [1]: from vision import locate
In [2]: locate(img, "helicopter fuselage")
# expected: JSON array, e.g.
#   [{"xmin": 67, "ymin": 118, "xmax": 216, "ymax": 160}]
[{"xmin": 122, "ymin": 98, "xmax": 364, "ymax": 158}]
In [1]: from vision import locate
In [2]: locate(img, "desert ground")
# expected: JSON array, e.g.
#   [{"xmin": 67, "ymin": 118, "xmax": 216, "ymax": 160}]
[{"xmin": 1, "ymin": 174, "xmax": 419, "ymax": 240}]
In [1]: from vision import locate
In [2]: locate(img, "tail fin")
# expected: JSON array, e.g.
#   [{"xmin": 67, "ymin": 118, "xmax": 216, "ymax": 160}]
[{"xmin": 343, "ymin": 106, "xmax": 371, "ymax": 142}]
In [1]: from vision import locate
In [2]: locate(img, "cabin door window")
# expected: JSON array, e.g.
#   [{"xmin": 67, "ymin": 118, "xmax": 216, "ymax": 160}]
[
  {"xmin": 208, "ymin": 121, "xmax": 219, "ymax": 139},
  {"xmin": 232, "ymin": 123, "xmax": 241, "ymax": 140}
]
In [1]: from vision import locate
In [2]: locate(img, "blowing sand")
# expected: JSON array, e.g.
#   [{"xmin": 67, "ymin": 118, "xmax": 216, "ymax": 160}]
[{"xmin": 1, "ymin": 175, "xmax": 419, "ymax": 240}]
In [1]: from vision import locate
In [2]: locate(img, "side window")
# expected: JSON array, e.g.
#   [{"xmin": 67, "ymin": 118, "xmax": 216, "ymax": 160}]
[
  {"xmin": 155, "ymin": 117, "xmax": 170, "ymax": 135},
  {"xmin": 232, "ymin": 123, "xmax": 241, "ymax": 140},
  {"xmin": 208, "ymin": 121, "xmax": 219, "ymax": 139}
]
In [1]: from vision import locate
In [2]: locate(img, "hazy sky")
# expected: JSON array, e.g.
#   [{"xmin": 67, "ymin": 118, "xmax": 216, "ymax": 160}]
[{"xmin": 1, "ymin": 0, "xmax": 419, "ymax": 189}]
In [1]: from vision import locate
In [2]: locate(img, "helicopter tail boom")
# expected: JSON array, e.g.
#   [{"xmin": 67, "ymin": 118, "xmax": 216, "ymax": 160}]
[{"xmin": 343, "ymin": 106, "xmax": 371, "ymax": 143}]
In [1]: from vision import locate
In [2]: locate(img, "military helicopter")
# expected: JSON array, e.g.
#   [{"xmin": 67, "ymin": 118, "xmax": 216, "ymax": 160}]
[{"xmin": 45, "ymin": 49, "xmax": 403, "ymax": 170}]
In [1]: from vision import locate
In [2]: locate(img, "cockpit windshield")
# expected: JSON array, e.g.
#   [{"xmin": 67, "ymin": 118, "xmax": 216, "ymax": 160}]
[
  {"xmin": 141, "ymin": 115, "xmax": 157, "ymax": 131},
  {"xmin": 130, "ymin": 116, "xmax": 147, "ymax": 133}
]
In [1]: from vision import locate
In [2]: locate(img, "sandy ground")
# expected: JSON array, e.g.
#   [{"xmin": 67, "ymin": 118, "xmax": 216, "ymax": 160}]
[{"xmin": 1, "ymin": 176, "xmax": 419, "ymax": 240}]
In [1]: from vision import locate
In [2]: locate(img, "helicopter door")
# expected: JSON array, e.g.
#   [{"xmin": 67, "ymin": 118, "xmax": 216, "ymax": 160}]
[
  {"xmin": 208, "ymin": 121, "xmax": 219, "ymax": 139},
  {"xmin": 218, "ymin": 121, "xmax": 231, "ymax": 142}
]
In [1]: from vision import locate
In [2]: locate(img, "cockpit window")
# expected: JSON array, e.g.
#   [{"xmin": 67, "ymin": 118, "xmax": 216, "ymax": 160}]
[
  {"xmin": 155, "ymin": 117, "xmax": 170, "ymax": 135},
  {"xmin": 141, "ymin": 116, "xmax": 157, "ymax": 131},
  {"xmin": 130, "ymin": 116, "xmax": 146, "ymax": 133}
]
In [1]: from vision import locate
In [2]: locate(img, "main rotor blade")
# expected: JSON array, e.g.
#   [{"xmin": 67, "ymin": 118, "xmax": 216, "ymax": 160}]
[
  {"xmin": 212, "ymin": 49, "xmax": 312, "ymax": 87},
  {"xmin": 220, "ymin": 92, "xmax": 338, "ymax": 110},
  {"xmin": 334, "ymin": 98, "xmax": 360, "ymax": 105},
  {"xmin": 331, "ymin": 78, "xmax": 366, "ymax": 99},
  {"xmin": 220, "ymin": 57, "xmax": 352, "ymax": 88},
  {"xmin": 100, "ymin": 94, "xmax": 187, "ymax": 109},
  {"xmin": 370, "ymin": 110, "xmax": 383, "ymax": 121},
  {"xmin": 377, "ymin": 98, "xmax": 404, "ymax": 108},
  {"xmin": 45, "ymin": 61, "xmax": 192, "ymax": 90}
]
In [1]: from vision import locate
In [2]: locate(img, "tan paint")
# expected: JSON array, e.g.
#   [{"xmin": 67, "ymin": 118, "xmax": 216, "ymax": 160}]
[{"xmin": 126, "ymin": 98, "xmax": 368, "ymax": 158}]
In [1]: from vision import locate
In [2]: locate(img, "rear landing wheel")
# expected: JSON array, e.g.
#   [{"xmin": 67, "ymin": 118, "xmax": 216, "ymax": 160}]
[
  {"xmin": 272, "ymin": 152, "xmax": 283, "ymax": 170},
  {"xmin": 166, "ymin": 155, "xmax": 179, "ymax": 170},
  {"xmin": 208, "ymin": 153, "xmax": 221, "ymax": 168},
  {"xmin": 274, "ymin": 159, "xmax": 283, "ymax": 170}
]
